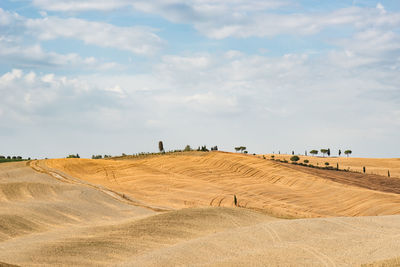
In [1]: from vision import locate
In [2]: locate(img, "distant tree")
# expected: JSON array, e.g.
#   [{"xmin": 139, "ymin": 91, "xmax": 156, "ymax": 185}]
[
  {"xmin": 184, "ymin": 145, "xmax": 191, "ymax": 151},
  {"xmin": 304, "ymin": 159, "xmax": 309, "ymax": 164},
  {"xmin": 244, "ymin": 151, "xmax": 248, "ymax": 154},
  {"xmin": 309, "ymin": 150, "xmax": 318, "ymax": 156},
  {"xmin": 290, "ymin": 155, "xmax": 300, "ymax": 162},
  {"xmin": 388, "ymin": 170, "xmax": 390, "ymax": 177},
  {"xmin": 325, "ymin": 162, "xmax": 329, "ymax": 167},
  {"xmin": 344, "ymin": 150, "xmax": 352, "ymax": 157},
  {"xmin": 338, "ymin": 149, "xmax": 342, "ymax": 156},
  {"xmin": 201, "ymin": 145, "xmax": 209, "ymax": 152},
  {"xmin": 158, "ymin": 141, "xmax": 164, "ymax": 153},
  {"xmin": 292, "ymin": 151, "xmax": 294, "ymax": 155},
  {"xmin": 278, "ymin": 151, "xmax": 280, "ymax": 154},
  {"xmin": 363, "ymin": 166, "xmax": 366, "ymax": 173},
  {"xmin": 235, "ymin": 146, "xmax": 246, "ymax": 153},
  {"xmin": 210, "ymin": 146, "xmax": 218, "ymax": 151},
  {"xmin": 327, "ymin": 148, "xmax": 331, "ymax": 157},
  {"xmin": 305, "ymin": 150, "xmax": 307, "ymax": 156},
  {"xmin": 7, "ymin": 156, "xmax": 10, "ymax": 159},
  {"xmin": 233, "ymin": 195, "xmax": 238, "ymax": 207},
  {"xmin": 271, "ymin": 155, "xmax": 275, "ymax": 159},
  {"xmin": 320, "ymin": 149, "xmax": 328, "ymax": 157}
]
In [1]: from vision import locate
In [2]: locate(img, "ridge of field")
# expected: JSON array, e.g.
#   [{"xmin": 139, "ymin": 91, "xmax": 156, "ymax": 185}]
[
  {"xmin": 45, "ymin": 151, "xmax": 400, "ymax": 218},
  {"xmin": 2, "ymin": 160, "xmax": 400, "ymax": 266},
  {"xmin": 268, "ymin": 154, "xmax": 400, "ymax": 178}
]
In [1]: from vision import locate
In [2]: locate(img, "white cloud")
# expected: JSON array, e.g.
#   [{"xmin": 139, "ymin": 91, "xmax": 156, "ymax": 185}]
[
  {"xmin": 376, "ymin": 3, "xmax": 386, "ymax": 14},
  {"xmin": 0, "ymin": 8, "xmax": 163, "ymax": 58},
  {"xmin": 25, "ymin": 17, "xmax": 163, "ymax": 55},
  {"xmin": 0, "ymin": 41, "xmax": 118, "ymax": 70},
  {"xmin": 32, "ymin": 0, "xmax": 287, "ymax": 13},
  {"xmin": 32, "ymin": 0, "xmax": 133, "ymax": 12},
  {"xmin": 1, "ymin": 43, "xmax": 399, "ymax": 156},
  {"xmin": 30, "ymin": 1, "xmax": 400, "ymax": 39}
]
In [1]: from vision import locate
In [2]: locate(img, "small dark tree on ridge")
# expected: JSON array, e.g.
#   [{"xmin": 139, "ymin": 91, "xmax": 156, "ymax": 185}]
[{"xmin": 158, "ymin": 141, "xmax": 164, "ymax": 153}]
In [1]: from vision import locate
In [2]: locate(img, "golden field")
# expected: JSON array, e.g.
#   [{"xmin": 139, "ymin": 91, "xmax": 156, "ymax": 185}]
[
  {"xmin": 1, "ymin": 151, "xmax": 400, "ymax": 266},
  {"xmin": 268, "ymin": 153, "xmax": 400, "ymax": 177}
]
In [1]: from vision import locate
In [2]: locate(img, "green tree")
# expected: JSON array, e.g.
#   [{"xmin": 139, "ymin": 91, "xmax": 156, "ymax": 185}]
[
  {"xmin": 158, "ymin": 141, "xmax": 164, "ymax": 153},
  {"xmin": 184, "ymin": 145, "xmax": 191, "ymax": 151},
  {"xmin": 304, "ymin": 159, "xmax": 309, "ymax": 164},
  {"xmin": 320, "ymin": 149, "xmax": 328, "ymax": 157},
  {"xmin": 290, "ymin": 155, "xmax": 300, "ymax": 162},
  {"xmin": 310, "ymin": 150, "xmax": 318, "ymax": 156},
  {"xmin": 338, "ymin": 149, "xmax": 342, "ymax": 156},
  {"xmin": 344, "ymin": 150, "xmax": 352, "ymax": 157},
  {"xmin": 327, "ymin": 148, "xmax": 331, "ymax": 157}
]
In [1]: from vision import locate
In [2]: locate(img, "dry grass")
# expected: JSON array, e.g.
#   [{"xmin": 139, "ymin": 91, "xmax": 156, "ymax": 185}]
[
  {"xmin": 2, "ymin": 153, "xmax": 400, "ymax": 266},
  {"xmin": 45, "ymin": 151, "xmax": 400, "ymax": 218},
  {"xmin": 268, "ymin": 154, "xmax": 400, "ymax": 178}
]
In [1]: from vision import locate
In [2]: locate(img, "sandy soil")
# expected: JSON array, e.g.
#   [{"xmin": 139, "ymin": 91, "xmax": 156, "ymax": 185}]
[{"xmin": 1, "ymin": 152, "xmax": 400, "ymax": 266}]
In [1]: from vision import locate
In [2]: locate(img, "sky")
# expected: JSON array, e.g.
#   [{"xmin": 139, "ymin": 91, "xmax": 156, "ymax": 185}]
[{"xmin": 0, "ymin": 0, "xmax": 399, "ymax": 159}]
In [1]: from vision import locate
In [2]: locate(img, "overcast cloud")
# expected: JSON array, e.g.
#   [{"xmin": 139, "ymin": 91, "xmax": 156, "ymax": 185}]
[{"xmin": 0, "ymin": 1, "xmax": 399, "ymax": 158}]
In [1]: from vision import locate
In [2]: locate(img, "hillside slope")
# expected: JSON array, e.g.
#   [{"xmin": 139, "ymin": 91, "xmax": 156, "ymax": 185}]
[
  {"xmin": 45, "ymin": 151, "xmax": 400, "ymax": 218},
  {"xmin": 1, "ymin": 159, "xmax": 400, "ymax": 266}
]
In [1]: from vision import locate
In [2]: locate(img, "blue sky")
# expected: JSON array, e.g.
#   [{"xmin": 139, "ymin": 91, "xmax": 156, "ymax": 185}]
[{"xmin": 0, "ymin": 0, "xmax": 399, "ymax": 158}]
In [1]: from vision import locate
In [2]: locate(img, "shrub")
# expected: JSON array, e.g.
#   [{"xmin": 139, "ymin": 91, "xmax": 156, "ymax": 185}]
[
  {"xmin": 290, "ymin": 155, "xmax": 300, "ymax": 162},
  {"xmin": 325, "ymin": 162, "xmax": 329, "ymax": 166},
  {"xmin": 184, "ymin": 145, "xmax": 192, "ymax": 151},
  {"xmin": 304, "ymin": 159, "xmax": 309, "ymax": 164},
  {"xmin": 200, "ymin": 145, "xmax": 209, "ymax": 152}
]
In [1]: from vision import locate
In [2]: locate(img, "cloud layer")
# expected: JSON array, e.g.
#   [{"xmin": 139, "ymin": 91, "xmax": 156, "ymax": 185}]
[{"xmin": 0, "ymin": 1, "xmax": 399, "ymax": 157}]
